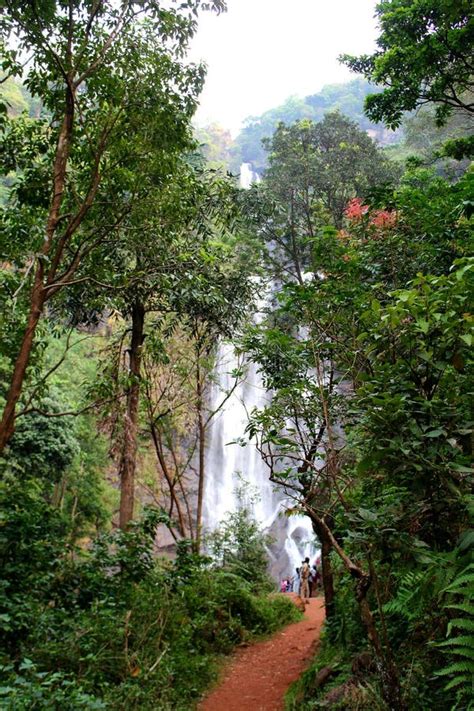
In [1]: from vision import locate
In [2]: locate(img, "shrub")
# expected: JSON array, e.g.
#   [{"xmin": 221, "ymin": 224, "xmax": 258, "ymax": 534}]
[{"xmin": 0, "ymin": 502, "xmax": 300, "ymax": 709}]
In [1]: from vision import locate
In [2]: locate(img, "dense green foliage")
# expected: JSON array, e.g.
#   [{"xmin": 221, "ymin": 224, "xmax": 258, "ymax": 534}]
[
  {"xmin": 1, "ymin": 1, "xmax": 473, "ymax": 709},
  {"xmin": 386, "ymin": 106, "xmax": 474, "ymax": 176},
  {"xmin": 0, "ymin": 3, "xmax": 300, "ymax": 709},
  {"xmin": 243, "ymin": 149, "xmax": 473, "ymax": 708},
  {"xmin": 0, "ymin": 499, "xmax": 299, "ymax": 710},
  {"xmin": 194, "ymin": 122, "xmax": 234, "ymax": 169},
  {"xmin": 0, "ymin": 321, "xmax": 299, "ymax": 709},
  {"xmin": 206, "ymin": 489, "xmax": 274, "ymax": 592},
  {"xmin": 341, "ymin": 0, "xmax": 474, "ymax": 128}
]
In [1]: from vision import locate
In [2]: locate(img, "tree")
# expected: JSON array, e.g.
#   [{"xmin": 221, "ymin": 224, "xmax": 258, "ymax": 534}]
[
  {"xmin": 0, "ymin": 0, "xmax": 224, "ymax": 453},
  {"xmin": 242, "ymin": 156, "xmax": 473, "ymax": 706},
  {"xmin": 231, "ymin": 78, "xmax": 401, "ymax": 173},
  {"xmin": 141, "ymin": 331, "xmax": 245, "ymax": 550},
  {"xmin": 79, "ymin": 163, "xmax": 255, "ymax": 530},
  {"xmin": 194, "ymin": 122, "xmax": 234, "ymax": 169},
  {"xmin": 248, "ymin": 112, "xmax": 395, "ymax": 282},
  {"xmin": 340, "ymin": 0, "xmax": 474, "ymax": 128},
  {"xmin": 206, "ymin": 485, "xmax": 274, "ymax": 592},
  {"xmin": 401, "ymin": 105, "xmax": 474, "ymax": 171},
  {"xmin": 243, "ymin": 267, "xmax": 409, "ymax": 709}
]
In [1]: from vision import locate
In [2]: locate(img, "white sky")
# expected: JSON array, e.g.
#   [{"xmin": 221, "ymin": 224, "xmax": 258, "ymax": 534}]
[{"xmin": 188, "ymin": 0, "xmax": 379, "ymax": 135}]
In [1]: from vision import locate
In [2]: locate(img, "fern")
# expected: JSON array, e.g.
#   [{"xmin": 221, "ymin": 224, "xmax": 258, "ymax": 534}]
[
  {"xmin": 447, "ymin": 603, "xmax": 474, "ymax": 616},
  {"xmin": 383, "ymin": 569, "xmax": 433, "ymax": 621},
  {"xmin": 436, "ymin": 560, "xmax": 474, "ymax": 709},
  {"xmin": 450, "ymin": 648, "xmax": 474, "ymax": 661},
  {"xmin": 447, "ymin": 618, "xmax": 474, "ymax": 634},
  {"xmin": 383, "ymin": 556, "xmax": 457, "ymax": 625},
  {"xmin": 439, "ymin": 636, "xmax": 474, "ymax": 648},
  {"xmin": 444, "ymin": 675, "xmax": 472, "ymax": 691},
  {"xmin": 437, "ymin": 661, "xmax": 474, "ymax": 676}
]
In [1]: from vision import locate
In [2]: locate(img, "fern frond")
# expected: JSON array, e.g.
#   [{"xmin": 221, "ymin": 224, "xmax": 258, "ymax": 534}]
[
  {"xmin": 444, "ymin": 675, "xmax": 472, "ymax": 691},
  {"xmin": 446, "ymin": 603, "xmax": 474, "ymax": 616},
  {"xmin": 449, "ymin": 648, "xmax": 474, "ymax": 661},
  {"xmin": 436, "ymin": 661, "xmax": 474, "ymax": 676},
  {"xmin": 444, "ymin": 583, "xmax": 474, "ymax": 595},
  {"xmin": 444, "ymin": 568, "xmax": 474, "ymax": 593},
  {"xmin": 382, "ymin": 570, "xmax": 430, "ymax": 621},
  {"xmin": 447, "ymin": 619, "xmax": 474, "ymax": 634},
  {"xmin": 437, "ymin": 559, "xmax": 474, "ymax": 702},
  {"xmin": 438, "ymin": 636, "xmax": 474, "ymax": 648}
]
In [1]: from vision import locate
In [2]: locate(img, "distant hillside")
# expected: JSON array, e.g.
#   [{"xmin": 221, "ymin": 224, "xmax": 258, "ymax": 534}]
[
  {"xmin": 194, "ymin": 122, "xmax": 234, "ymax": 169},
  {"xmin": 1, "ymin": 76, "xmax": 42, "ymax": 118},
  {"xmin": 230, "ymin": 78, "xmax": 402, "ymax": 173}
]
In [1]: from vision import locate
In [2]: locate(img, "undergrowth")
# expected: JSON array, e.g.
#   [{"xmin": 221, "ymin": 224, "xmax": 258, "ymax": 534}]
[{"xmin": 0, "ymin": 499, "xmax": 300, "ymax": 710}]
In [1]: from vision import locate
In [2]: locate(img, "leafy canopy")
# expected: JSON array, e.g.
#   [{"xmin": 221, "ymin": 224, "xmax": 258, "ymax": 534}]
[{"xmin": 341, "ymin": 0, "xmax": 474, "ymax": 128}]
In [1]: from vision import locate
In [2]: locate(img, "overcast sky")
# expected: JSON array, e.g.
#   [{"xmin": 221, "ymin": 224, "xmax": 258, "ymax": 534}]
[{"xmin": 188, "ymin": 0, "xmax": 379, "ymax": 134}]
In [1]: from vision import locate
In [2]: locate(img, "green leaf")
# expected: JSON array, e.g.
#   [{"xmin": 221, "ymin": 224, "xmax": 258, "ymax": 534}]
[
  {"xmin": 358, "ymin": 507, "xmax": 378, "ymax": 522},
  {"xmin": 458, "ymin": 530, "xmax": 474, "ymax": 551},
  {"xmin": 447, "ymin": 619, "xmax": 474, "ymax": 634},
  {"xmin": 425, "ymin": 428, "xmax": 445, "ymax": 438},
  {"xmin": 450, "ymin": 464, "xmax": 473, "ymax": 474}
]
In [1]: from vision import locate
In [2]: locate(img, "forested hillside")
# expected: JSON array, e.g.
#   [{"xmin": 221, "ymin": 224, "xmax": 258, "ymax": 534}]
[
  {"xmin": 231, "ymin": 78, "xmax": 401, "ymax": 172},
  {"xmin": 197, "ymin": 76, "xmax": 472, "ymax": 177},
  {"xmin": 0, "ymin": 1, "xmax": 473, "ymax": 710}
]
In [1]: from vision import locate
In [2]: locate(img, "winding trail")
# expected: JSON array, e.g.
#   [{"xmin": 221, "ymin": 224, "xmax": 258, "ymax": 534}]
[{"xmin": 199, "ymin": 596, "xmax": 325, "ymax": 711}]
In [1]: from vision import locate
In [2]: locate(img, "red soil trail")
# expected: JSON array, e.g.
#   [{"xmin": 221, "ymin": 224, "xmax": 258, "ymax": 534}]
[{"xmin": 199, "ymin": 596, "xmax": 325, "ymax": 711}]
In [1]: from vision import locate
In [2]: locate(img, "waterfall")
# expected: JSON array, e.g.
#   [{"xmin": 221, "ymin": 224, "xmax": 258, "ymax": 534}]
[
  {"xmin": 203, "ymin": 340, "xmax": 318, "ymax": 581},
  {"xmin": 202, "ymin": 163, "xmax": 318, "ymax": 582},
  {"xmin": 239, "ymin": 161, "xmax": 260, "ymax": 189}
]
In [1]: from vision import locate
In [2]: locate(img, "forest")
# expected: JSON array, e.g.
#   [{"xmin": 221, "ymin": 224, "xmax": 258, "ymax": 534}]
[{"xmin": 0, "ymin": 1, "xmax": 473, "ymax": 710}]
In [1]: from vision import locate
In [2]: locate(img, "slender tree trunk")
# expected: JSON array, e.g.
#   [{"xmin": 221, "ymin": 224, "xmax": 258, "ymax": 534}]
[
  {"xmin": 195, "ymin": 355, "xmax": 205, "ymax": 553},
  {"xmin": 310, "ymin": 512, "xmax": 336, "ymax": 620},
  {"xmin": 0, "ymin": 279, "xmax": 46, "ymax": 451},
  {"xmin": 149, "ymin": 422, "xmax": 187, "ymax": 538},
  {"xmin": 0, "ymin": 85, "xmax": 75, "ymax": 454},
  {"xmin": 309, "ymin": 512, "xmax": 334, "ymax": 612},
  {"xmin": 308, "ymin": 510, "xmax": 406, "ymax": 711},
  {"xmin": 320, "ymin": 523, "xmax": 336, "ymax": 621},
  {"xmin": 118, "ymin": 301, "xmax": 145, "ymax": 529}
]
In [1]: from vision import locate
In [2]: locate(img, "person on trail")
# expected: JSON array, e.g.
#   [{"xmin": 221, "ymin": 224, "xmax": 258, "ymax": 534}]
[
  {"xmin": 294, "ymin": 567, "xmax": 300, "ymax": 595},
  {"xmin": 300, "ymin": 557, "xmax": 311, "ymax": 603},
  {"xmin": 308, "ymin": 566, "xmax": 315, "ymax": 598}
]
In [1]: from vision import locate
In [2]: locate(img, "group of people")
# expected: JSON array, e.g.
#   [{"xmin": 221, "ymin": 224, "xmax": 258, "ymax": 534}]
[{"xmin": 280, "ymin": 556, "xmax": 320, "ymax": 603}]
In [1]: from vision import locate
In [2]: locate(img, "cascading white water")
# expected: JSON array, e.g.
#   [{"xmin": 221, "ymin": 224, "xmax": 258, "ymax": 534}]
[
  {"xmin": 239, "ymin": 162, "xmax": 261, "ymax": 189},
  {"xmin": 203, "ymin": 340, "xmax": 318, "ymax": 581},
  {"xmin": 202, "ymin": 163, "xmax": 318, "ymax": 582}
]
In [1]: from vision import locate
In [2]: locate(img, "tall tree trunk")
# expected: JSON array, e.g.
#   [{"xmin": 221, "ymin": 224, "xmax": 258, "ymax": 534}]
[
  {"xmin": 0, "ymin": 279, "xmax": 46, "ymax": 451},
  {"xmin": 195, "ymin": 355, "xmax": 205, "ymax": 553},
  {"xmin": 0, "ymin": 85, "xmax": 75, "ymax": 454},
  {"xmin": 118, "ymin": 301, "xmax": 145, "ymax": 529},
  {"xmin": 309, "ymin": 510, "xmax": 406, "ymax": 711},
  {"xmin": 316, "ymin": 520, "xmax": 336, "ymax": 622}
]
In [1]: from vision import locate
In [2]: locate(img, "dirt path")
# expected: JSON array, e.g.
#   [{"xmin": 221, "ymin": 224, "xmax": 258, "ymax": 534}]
[{"xmin": 199, "ymin": 596, "xmax": 325, "ymax": 711}]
